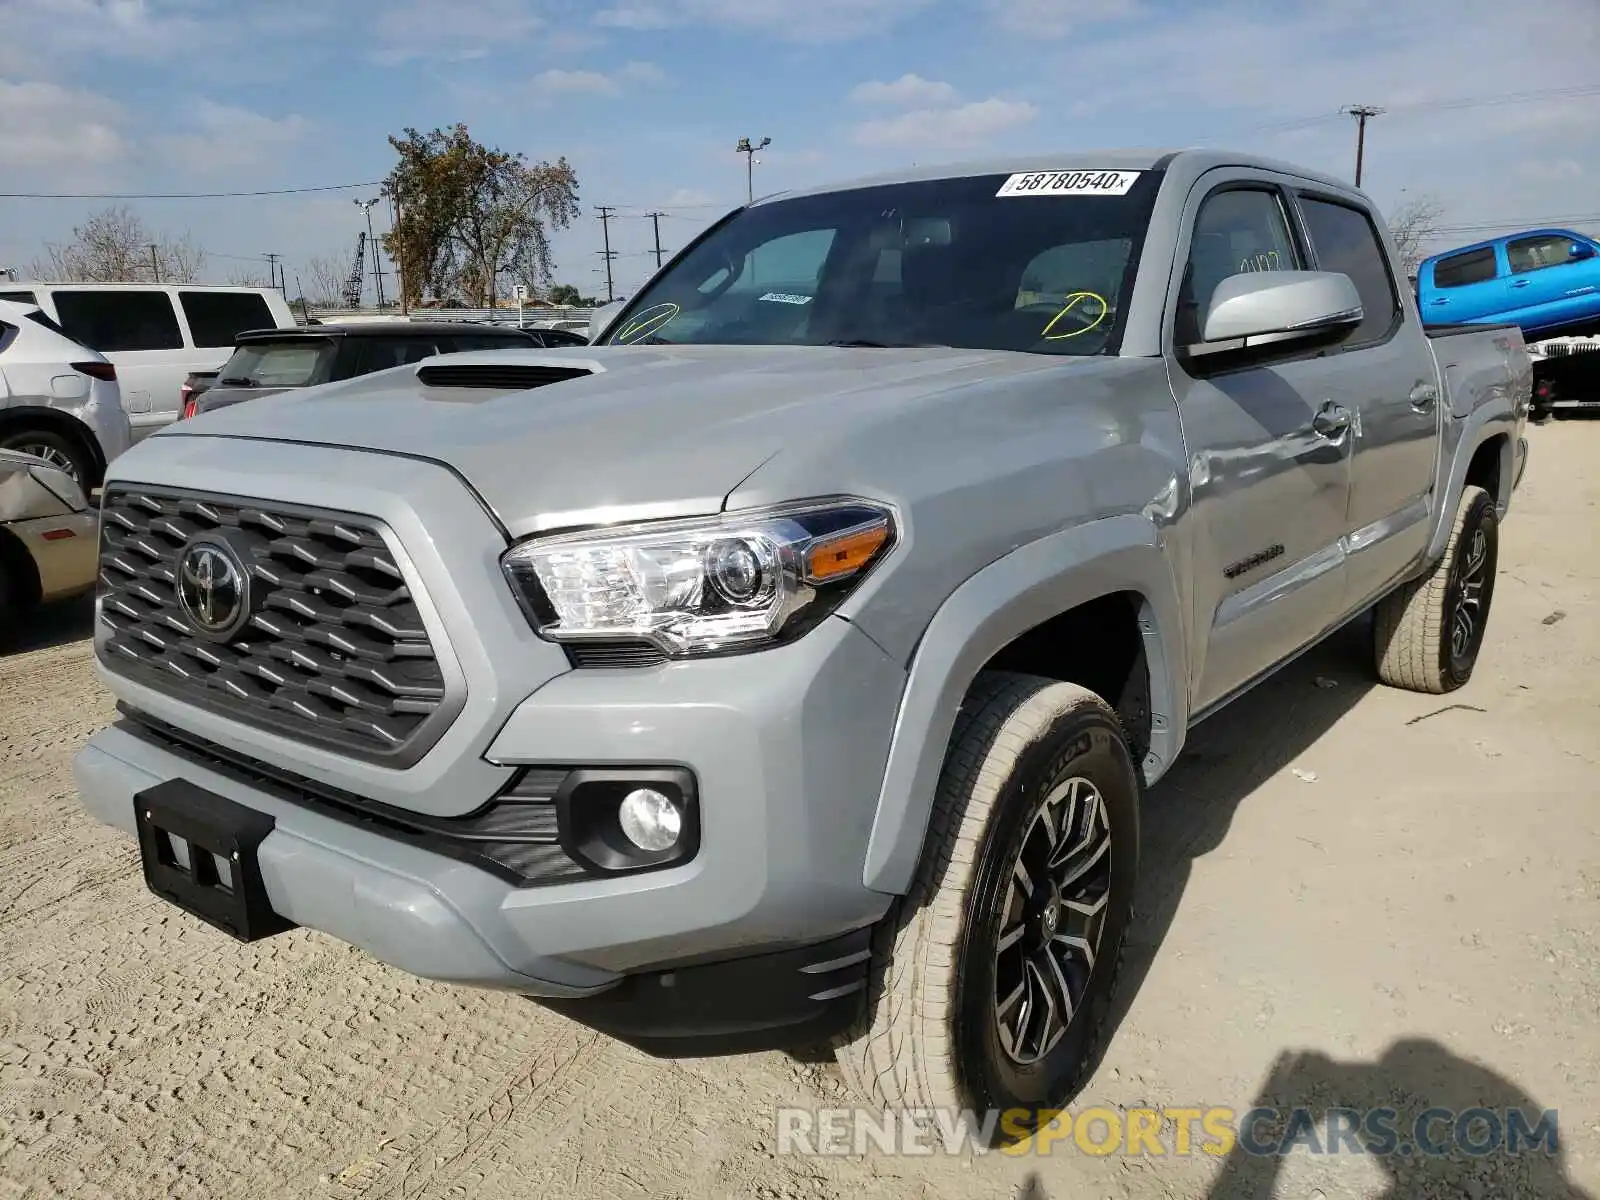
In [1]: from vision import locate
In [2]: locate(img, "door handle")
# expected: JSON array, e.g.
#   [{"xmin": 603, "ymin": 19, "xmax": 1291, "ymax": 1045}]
[
  {"xmin": 1409, "ymin": 385, "xmax": 1438, "ymax": 413},
  {"xmin": 1511, "ymin": 279, "xmax": 1530, "ymax": 289},
  {"xmin": 1429, "ymin": 298, "xmax": 1449, "ymax": 305},
  {"xmin": 1312, "ymin": 403, "xmax": 1352, "ymax": 438}
]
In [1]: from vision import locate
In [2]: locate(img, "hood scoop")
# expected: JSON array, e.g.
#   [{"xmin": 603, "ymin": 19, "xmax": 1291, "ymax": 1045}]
[{"xmin": 416, "ymin": 361, "xmax": 594, "ymax": 390}]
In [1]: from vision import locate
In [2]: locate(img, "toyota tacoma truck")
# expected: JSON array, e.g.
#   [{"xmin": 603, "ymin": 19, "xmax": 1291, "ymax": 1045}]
[{"xmin": 75, "ymin": 149, "xmax": 1530, "ymax": 1132}]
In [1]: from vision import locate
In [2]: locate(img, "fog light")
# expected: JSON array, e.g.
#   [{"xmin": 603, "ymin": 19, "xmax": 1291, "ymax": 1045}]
[{"xmin": 618, "ymin": 787, "xmax": 682, "ymax": 852}]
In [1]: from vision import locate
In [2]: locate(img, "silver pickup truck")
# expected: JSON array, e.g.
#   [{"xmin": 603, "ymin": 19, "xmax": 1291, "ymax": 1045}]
[{"xmin": 75, "ymin": 149, "xmax": 1530, "ymax": 1132}]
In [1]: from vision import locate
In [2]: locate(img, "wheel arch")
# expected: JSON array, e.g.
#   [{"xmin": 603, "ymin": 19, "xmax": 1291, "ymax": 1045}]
[
  {"xmin": 0, "ymin": 406, "xmax": 106, "ymax": 489},
  {"xmin": 860, "ymin": 514, "xmax": 1188, "ymax": 895},
  {"xmin": 0, "ymin": 524, "xmax": 43, "ymax": 614}
]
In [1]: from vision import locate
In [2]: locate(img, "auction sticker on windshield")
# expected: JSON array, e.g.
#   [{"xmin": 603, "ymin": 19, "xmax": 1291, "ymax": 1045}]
[{"xmin": 996, "ymin": 170, "xmax": 1141, "ymax": 197}]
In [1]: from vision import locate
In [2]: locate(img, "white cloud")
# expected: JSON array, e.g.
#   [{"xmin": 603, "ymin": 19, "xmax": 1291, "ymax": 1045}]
[
  {"xmin": 0, "ymin": 80, "xmax": 127, "ymax": 168},
  {"xmin": 987, "ymin": 0, "xmax": 1143, "ymax": 37},
  {"xmin": 591, "ymin": 0, "xmax": 931, "ymax": 41},
  {"xmin": 156, "ymin": 101, "xmax": 311, "ymax": 175},
  {"xmin": 527, "ymin": 61, "xmax": 667, "ymax": 101},
  {"xmin": 852, "ymin": 97, "xmax": 1038, "ymax": 149},
  {"xmin": 372, "ymin": 0, "xmax": 543, "ymax": 64},
  {"xmin": 850, "ymin": 74, "xmax": 959, "ymax": 107},
  {"xmin": 594, "ymin": 5, "xmax": 676, "ymax": 29}
]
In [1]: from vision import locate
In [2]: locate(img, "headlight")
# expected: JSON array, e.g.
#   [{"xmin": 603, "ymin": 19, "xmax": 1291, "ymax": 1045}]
[{"xmin": 501, "ymin": 499, "xmax": 895, "ymax": 657}]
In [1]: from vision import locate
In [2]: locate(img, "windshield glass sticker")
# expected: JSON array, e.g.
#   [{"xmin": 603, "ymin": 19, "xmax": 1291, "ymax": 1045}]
[
  {"xmin": 1041, "ymin": 292, "xmax": 1109, "ymax": 340},
  {"xmin": 996, "ymin": 171, "xmax": 1141, "ymax": 198},
  {"xmin": 614, "ymin": 302, "xmax": 680, "ymax": 344},
  {"xmin": 758, "ymin": 293, "xmax": 813, "ymax": 305}
]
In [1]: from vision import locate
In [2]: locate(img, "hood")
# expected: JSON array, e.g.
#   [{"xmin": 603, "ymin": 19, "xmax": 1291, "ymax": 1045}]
[{"xmin": 157, "ymin": 344, "xmax": 1090, "ymax": 537}]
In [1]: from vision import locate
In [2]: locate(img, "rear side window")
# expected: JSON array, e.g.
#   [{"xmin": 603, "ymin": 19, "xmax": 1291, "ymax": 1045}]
[
  {"xmin": 0, "ymin": 290, "xmax": 38, "ymax": 305},
  {"xmin": 27, "ymin": 311, "xmax": 68, "ymax": 336},
  {"xmin": 343, "ymin": 337, "xmax": 441, "ymax": 376},
  {"xmin": 53, "ymin": 290, "xmax": 183, "ymax": 352},
  {"xmin": 1431, "ymin": 247, "xmax": 1497, "ymax": 289},
  {"xmin": 180, "ymin": 290, "xmax": 276, "ymax": 347},
  {"xmin": 1298, "ymin": 196, "xmax": 1400, "ymax": 344}
]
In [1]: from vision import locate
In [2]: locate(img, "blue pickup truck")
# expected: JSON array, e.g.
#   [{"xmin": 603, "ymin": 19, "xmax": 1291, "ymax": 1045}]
[{"xmin": 1417, "ymin": 228, "xmax": 1600, "ymax": 338}]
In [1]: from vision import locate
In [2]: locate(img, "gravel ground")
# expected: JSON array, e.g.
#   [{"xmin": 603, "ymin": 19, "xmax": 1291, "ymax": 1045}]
[{"xmin": 2, "ymin": 422, "xmax": 1596, "ymax": 1200}]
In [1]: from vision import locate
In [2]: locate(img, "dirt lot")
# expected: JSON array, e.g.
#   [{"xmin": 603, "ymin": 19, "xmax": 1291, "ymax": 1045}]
[{"xmin": 2, "ymin": 423, "xmax": 1597, "ymax": 1200}]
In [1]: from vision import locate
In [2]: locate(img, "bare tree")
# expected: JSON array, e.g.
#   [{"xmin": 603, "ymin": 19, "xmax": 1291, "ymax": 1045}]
[
  {"xmin": 29, "ymin": 205, "xmax": 208, "ymax": 282},
  {"xmin": 226, "ymin": 267, "xmax": 269, "ymax": 286},
  {"xmin": 1388, "ymin": 195, "xmax": 1446, "ymax": 277},
  {"xmin": 306, "ymin": 253, "xmax": 352, "ymax": 307}
]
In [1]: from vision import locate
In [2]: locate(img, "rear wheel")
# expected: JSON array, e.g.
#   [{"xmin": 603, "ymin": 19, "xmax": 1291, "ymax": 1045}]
[
  {"xmin": 1373, "ymin": 485, "xmax": 1499, "ymax": 693},
  {"xmin": 832, "ymin": 672, "xmax": 1139, "ymax": 1140},
  {"xmin": 0, "ymin": 429, "xmax": 93, "ymax": 489}
]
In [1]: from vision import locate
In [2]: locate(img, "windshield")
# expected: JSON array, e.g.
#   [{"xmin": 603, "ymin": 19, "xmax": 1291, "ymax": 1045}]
[
  {"xmin": 220, "ymin": 338, "xmax": 335, "ymax": 388},
  {"xmin": 599, "ymin": 169, "xmax": 1163, "ymax": 356}
]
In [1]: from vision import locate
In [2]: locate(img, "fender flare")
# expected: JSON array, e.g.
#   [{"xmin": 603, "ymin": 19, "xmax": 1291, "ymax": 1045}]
[
  {"xmin": 1426, "ymin": 405, "xmax": 1516, "ymax": 562},
  {"xmin": 860, "ymin": 513, "xmax": 1189, "ymax": 895},
  {"xmin": 0, "ymin": 406, "xmax": 107, "ymax": 485}
]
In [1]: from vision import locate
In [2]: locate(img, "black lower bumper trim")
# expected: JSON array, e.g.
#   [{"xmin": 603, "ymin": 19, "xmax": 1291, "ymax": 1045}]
[{"xmin": 536, "ymin": 926, "xmax": 875, "ymax": 1057}]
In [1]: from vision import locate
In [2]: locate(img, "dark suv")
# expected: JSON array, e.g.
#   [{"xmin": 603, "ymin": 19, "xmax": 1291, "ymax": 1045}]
[{"xmin": 180, "ymin": 321, "xmax": 588, "ymax": 419}]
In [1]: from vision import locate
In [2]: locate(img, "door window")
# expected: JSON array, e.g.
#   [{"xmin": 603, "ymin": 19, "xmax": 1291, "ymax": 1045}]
[
  {"xmin": 1177, "ymin": 188, "xmax": 1302, "ymax": 344},
  {"xmin": 1298, "ymin": 196, "xmax": 1401, "ymax": 344},
  {"xmin": 1506, "ymin": 234, "xmax": 1583, "ymax": 275},
  {"xmin": 179, "ymin": 290, "xmax": 276, "ymax": 347},
  {"xmin": 53, "ymin": 290, "xmax": 183, "ymax": 352},
  {"xmin": 1431, "ymin": 247, "xmax": 1497, "ymax": 289}
]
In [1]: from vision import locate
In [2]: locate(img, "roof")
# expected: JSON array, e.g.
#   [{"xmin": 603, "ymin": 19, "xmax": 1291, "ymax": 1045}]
[
  {"xmin": 0, "ymin": 281, "xmax": 282, "ymax": 292},
  {"xmin": 755, "ymin": 147, "xmax": 1358, "ymax": 204},
  {"xmin": 237, "ymin": 321, "xmax": 541, "ymax": 339}
]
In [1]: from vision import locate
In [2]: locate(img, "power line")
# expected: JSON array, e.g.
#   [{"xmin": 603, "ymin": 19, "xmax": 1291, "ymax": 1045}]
[{"xmin": 0, "ymin": 180, "xmax": 384, "ymax": 200}]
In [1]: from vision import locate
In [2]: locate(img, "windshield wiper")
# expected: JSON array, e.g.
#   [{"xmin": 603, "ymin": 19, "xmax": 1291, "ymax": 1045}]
[
  {"xmin": 217, "ymin": 375, "xmax": 258, "ymax": 387},
  {"xmin": 824, "ymin": 339, "xmax": 952, "ymax": 349}
]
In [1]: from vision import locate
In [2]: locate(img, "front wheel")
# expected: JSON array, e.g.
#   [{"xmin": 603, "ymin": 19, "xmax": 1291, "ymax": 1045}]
[
  {"xmin": 0, "ymin": 429, "xmax": 94, "ymax": 490},
  {"xmin": 833, "ymin": 672, "xmax": 1139, "ymax": 1139},
  {"xmin": 1373, "ymin": 484, "xmax": 1499, "ymax": 694}
]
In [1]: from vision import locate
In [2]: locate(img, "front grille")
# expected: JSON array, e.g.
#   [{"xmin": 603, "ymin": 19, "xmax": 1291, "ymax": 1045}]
[
  {"xmin": 416, "ymin": 363, "xmax": 592, "ymax": 390},
  {"xmin": 97, "ymin": 486, "xmax": 453, "ymax": 765}
]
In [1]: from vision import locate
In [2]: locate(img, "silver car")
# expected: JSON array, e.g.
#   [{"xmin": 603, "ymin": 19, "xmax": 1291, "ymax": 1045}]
[
  {"xmin": 0, "ymin": 447, "xmax": 98, "ymax": 624},
  {"xmin": 0, "ymin": 297, "xmax": 132, "ymax": 489}
]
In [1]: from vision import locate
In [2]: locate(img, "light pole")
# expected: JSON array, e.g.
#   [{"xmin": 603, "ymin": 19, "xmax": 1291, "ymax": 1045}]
[
  {"xmin": 354, "ymin": 198, "xmax": 387, "ymax": 308},
  {"xmin": 736, "ymin": 136, "xmax": 770, "ymax": 204}
]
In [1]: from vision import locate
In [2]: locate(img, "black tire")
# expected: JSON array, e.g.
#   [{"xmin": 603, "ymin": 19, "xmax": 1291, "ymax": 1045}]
[
  {"xmin": 1373, "ymin": 484, "xmax": 1499, "ymax": 694},
  {"xmin": 833, "ymin": 672, "xmax": 1139, "ymax": 1140},
  {"xmin": 0, "ymin": 429, "xmax": 94, "ymax": 490}
]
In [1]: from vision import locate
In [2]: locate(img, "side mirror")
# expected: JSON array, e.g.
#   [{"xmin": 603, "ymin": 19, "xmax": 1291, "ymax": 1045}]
[
  {"xmin": 1569, "ymin": 243, "xmax": 1596, "ymax": 262},
  {"xmin": 588, "ymin": 300, "xmax": 624, "ymax": 343},
  {"xmin": 1192, "ymin": 270, "xmax": 1363, "ymax": 354}
]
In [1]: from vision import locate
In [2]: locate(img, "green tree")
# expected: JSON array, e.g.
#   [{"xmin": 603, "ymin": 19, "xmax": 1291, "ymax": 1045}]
[
  {"xmin": 381, "ymin": 124, "xmax": 580, "ymax": 308},
  {"xmin": 548, "ymin": 282, "xmax": 601, "ymax": 306}
]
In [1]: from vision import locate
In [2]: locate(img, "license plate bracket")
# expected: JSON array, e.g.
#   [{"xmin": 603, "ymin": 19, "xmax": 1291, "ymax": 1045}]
[{"xmin": 134, "ymin": 779, "xmax": 295, "ymax": 943}]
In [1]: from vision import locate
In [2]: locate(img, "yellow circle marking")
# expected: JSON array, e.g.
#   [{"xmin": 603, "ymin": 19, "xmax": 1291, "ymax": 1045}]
[
  {"xmin": 1041, "ymin": 291, "xmax": 1109, "ymax": 340},
  {"xmin": 615, "ymin": 302, "xmax": 681, "ymax": 344}
]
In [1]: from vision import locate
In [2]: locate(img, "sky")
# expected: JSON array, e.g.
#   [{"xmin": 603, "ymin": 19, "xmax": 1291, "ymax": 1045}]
[{"xmin": 1, "ymin": 0, "xmax": 1597, "ymax": 303}]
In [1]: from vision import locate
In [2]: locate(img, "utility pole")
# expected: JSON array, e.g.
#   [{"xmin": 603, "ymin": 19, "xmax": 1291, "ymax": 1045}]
[
  {"xmin": 390, "ymin": 194, "xmax": 409, "ymax": 315},
  {"xmin": 354, "ymin": 198, "xmax": 387, "ymax": 308},
  {"xmin": 596, "ymin": 205, "xmax": 618, "ymax": 303},
  {"xmin": 264, "ymin": 252, "xmax": 283, "ymax": 295},
  {"xmin": 735, "ymin": 136, "xmax": 771, "ymax": 204},
  {"xmin": 647, "ymin": 212, "xmax": 665, "ymax": 269},
  {"xmin": 1342, "ymin": 105, "xmax": 1384, "ymax": 188},
  {"xmin": 147, "ymin": 243, "xmax": 161, "ymax": 283}
]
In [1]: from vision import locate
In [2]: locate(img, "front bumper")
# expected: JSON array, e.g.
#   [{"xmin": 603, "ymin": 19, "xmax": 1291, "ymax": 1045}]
[
  {"xmin": 8, "ymin": 509, "xmax": 97, "ymax": 602},
  {"xmin": 76, "ymin": 613, "xmax": 903, "ymax": 1037}
]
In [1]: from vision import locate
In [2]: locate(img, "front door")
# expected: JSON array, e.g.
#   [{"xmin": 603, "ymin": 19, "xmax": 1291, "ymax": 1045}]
[{"xmin": 1166, "ymin": 175, "xmax": 1355, "ymax": 713}]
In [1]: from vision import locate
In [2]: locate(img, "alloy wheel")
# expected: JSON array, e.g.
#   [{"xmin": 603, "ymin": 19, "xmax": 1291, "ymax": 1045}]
[
  {"xmin": 993, "ymin": 776, "xmax": 1112, "ymax": 1065},
  {"xmin": 1451, "ymin": 526, "xmax": 1489, "ymax": 661}
]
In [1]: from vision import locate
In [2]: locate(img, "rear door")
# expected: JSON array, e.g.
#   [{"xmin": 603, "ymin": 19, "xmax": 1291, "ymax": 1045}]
[
  {"xmin": 1165, "ymin": 171, "xmax": 1356, "ymax": 712},
  {"xmin": 1291, "ymin": 191, "xmax": 1443, "ymax": 608},
  {"xmin": 1420, "ymin": 245, "xmax": 1506, "ymax": 324},
  {"xmin": 47, "ymin": 288, "xmax": 188, "ymax": 441}
]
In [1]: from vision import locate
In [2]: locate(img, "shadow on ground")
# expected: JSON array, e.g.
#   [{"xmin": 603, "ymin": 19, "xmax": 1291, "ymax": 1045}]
[{"xmin": 1, "ymin": 594, "xmax": 94, "ymax": 657}]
